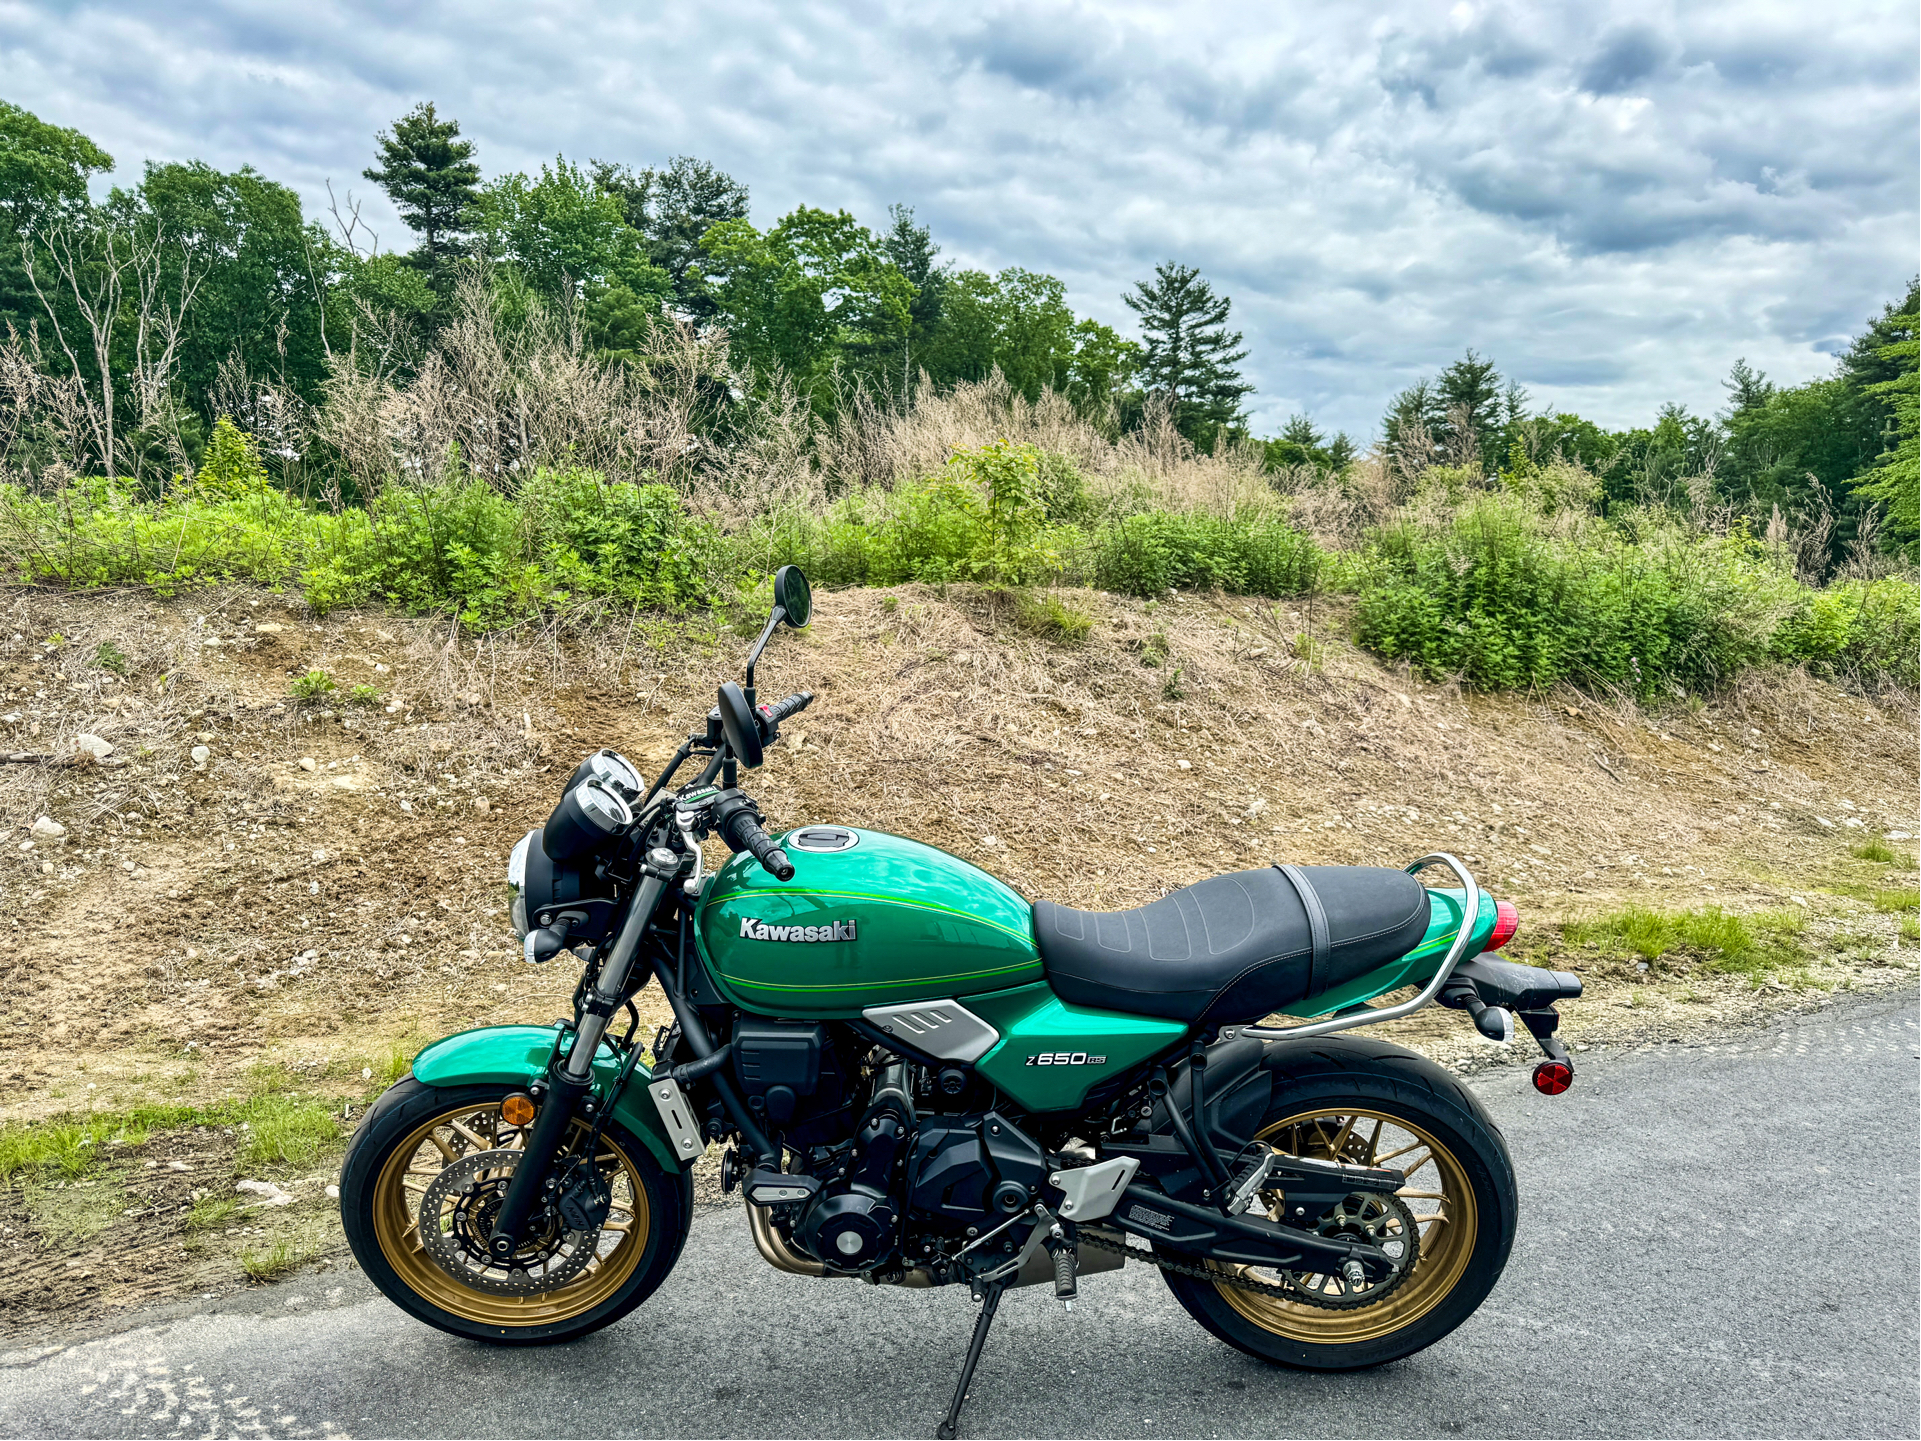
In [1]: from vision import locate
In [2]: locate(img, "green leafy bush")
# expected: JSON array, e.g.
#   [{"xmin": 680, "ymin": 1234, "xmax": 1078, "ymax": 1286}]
[
  {"xmin": 1091, "ymin": 509, "xmax": 1320, "ymax": 597},
  {"xmin": 289, "ymin": 669, "xmax": 335, "ymax": 700},
  {"xmin": 1353, "ymin": 495, "xmax": 1917, "ymax": 696}
]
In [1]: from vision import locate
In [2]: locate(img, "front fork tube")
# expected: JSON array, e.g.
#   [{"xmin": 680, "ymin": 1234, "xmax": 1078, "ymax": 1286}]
[{"xmin": 489, "ymin": 871, "xmax": 668, "ymax": 1259}]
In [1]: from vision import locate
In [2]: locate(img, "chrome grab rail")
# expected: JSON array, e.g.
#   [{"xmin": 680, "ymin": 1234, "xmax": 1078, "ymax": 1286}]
[{"xmin": 1239, "ymin": 852, "xmax": 1480, "ymax": 1044}]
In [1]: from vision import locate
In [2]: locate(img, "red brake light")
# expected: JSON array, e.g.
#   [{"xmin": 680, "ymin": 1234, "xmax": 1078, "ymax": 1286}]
[{"xmin": 1484, "ymin": 899, "xmax": 1519, "ymax": 951}]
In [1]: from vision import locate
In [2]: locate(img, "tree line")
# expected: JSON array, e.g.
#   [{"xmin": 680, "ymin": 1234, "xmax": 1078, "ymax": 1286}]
[{"xmin": 0, "ymin": 96, "xmax": 1912, "ymax": 569}]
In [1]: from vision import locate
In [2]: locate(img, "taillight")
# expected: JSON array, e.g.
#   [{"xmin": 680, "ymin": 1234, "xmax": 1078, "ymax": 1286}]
[
  {"xmin": 1484, "ymin": 899, "xmax": 1519, "ymax": 951},
  {"xmin": 1532, "ymin": 1060, "xmax": 1572, "ymax": 1095}
]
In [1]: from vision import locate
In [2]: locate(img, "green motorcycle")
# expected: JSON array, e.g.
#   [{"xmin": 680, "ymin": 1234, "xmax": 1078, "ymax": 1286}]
[{"xmin": 339, "ymin": 568, "xmax": 1582, "ymax": 1437}]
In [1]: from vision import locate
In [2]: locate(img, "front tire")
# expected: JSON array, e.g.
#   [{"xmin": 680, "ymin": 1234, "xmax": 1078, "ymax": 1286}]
[
  {"xmin": 340, "ymin": 1078, "xmax": 691, "ymax": 1345},
  {"xmin": 1159, "ymin": 1035, "xmax": 1517, "ymax": 1371}
]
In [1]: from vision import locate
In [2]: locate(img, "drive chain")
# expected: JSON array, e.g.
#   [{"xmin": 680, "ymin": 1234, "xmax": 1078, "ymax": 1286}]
[{"xmin": 1076, "ymin": 1227, "xmax": 1405, "ymax": 1311}]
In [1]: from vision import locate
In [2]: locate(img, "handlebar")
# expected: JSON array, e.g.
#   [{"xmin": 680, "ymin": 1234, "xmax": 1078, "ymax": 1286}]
[
  {"xmin": 759, "ymin": 689, "xmax": 813, "ymax": 734},
  {"xmin": 717, "ymin": 805, "xmax": 795, "ymax": 882}
]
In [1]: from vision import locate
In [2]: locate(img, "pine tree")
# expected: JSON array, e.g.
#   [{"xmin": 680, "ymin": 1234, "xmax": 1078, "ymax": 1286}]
[
  {"xmin": 590, "ymin": 156, "xmax": 748, "ymax": 320},
  {"xmin": 882, "ymin": 204, "xmax": 947, "ymax": 387},
  {"xmin": 363, "ymin": 102, "xmax": 480, "ymax": 275},
  {"xmin": 1122, "ymin": 263, "xmax": 1251, "ymax": 444}
]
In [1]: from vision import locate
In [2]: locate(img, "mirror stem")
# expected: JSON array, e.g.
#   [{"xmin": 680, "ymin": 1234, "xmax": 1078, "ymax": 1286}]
[{"xmin": 743, "ymin": 606, "xmax": 787, "ymax": 696}]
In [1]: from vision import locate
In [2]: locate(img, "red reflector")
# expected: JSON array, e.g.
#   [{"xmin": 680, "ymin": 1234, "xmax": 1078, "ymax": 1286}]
[
  {"xmin": 1485, "ymin": 900, "xmax": 1520, "ymax": 951},
  {"xmin": 1532, "ymin": 1060, "xmax": 1573, "ymax": 1095}
]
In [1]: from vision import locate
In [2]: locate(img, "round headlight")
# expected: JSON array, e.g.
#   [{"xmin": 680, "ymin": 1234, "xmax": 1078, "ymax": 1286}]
[{"xmin": 507, "ymin": 829, "xmax": 534, "ymax": 890}]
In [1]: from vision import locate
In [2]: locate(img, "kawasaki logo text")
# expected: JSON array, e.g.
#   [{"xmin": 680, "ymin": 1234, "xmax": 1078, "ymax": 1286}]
[{"xmin": 739, "ymin": 918, "xmax": 857, "ymax": 942}]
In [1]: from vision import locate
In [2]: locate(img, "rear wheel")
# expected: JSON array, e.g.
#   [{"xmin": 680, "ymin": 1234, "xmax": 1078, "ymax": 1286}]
[
  {"xmin": 340, "ymin": 1079, "xmax": 690, "ymax": 1344},
  {"xmin": 1159, "ymin": 1037, "xmax": 1516, "ymax": 1370}
]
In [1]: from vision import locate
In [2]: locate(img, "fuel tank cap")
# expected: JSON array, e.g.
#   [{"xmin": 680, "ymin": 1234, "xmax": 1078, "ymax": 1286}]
[{"xmin": 787, "ymin": 825, "xmax": 859, "ymax": 853}]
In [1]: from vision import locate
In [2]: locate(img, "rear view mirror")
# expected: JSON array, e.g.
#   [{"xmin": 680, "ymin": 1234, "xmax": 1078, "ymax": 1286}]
[
  {"xmin": 716, "ymin": 682, "xmax": 764, "ymax": 769},
  {"xmin": 774, "ymin": 565, "xmax": 811, "ymax": 628}
]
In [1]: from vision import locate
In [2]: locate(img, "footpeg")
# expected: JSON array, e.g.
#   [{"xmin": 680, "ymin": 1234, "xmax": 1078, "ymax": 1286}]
[{"xmin": 1045, "ymin": 1222, "xmax": 1078, "ymax": 1311}]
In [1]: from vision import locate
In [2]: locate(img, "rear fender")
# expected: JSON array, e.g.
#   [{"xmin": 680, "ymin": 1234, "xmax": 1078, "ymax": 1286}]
[{"xmin": 408, "ymin": 1024, "xmax": 687, "ymax": 1174}]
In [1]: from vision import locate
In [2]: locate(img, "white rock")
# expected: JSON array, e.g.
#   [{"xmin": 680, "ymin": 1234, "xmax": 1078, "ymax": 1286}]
[
  {"xmin": 298, "ymin": 757, "xmax": 317, "ymax": 772},
  {"xmin": 31, "ymin": 815, "xmax": 65, "ymax": 840},
  {"xmin": 190, "ymin": 745, "xmax": 211, "ymax": 770},
  {"xmin": 235, "ymin": 1179, "xmax": 294, "ymax": 1207},
  {"xmin": 73, "ymin": 734, "xmax": 112, "ymax": 759},
  {"xmin": 325, "ymin": 1184, "xmax": 340, "ymax": 1200},
  {"xmin": 472, "ymin": 797, "xmax": 490, "ymax": 814},
  {"xmin": 312, "ymin": 849, "xmax": 327, "ymax": 862},
  {"xmin": 1176, "ymin": 760, "xmax": 1192, "ymax": 770},
  {"xmin": 399, "ymin": 799, "xmax": 414, "ymax": 814}
]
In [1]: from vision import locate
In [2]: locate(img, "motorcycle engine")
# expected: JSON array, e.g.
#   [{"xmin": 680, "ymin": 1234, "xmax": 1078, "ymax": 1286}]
[
  {"xmin": 792, "ymin": 1061, "xmax": 914, "ymax": 1269},
  {"xmin": 787, "ymin": 1061, "xmax": 1051, "ymax": 1276}
]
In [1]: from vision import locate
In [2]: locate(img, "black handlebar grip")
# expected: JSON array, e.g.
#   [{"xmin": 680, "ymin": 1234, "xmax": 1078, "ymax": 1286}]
[
  {"xmin": 723, "ymin": 811, "xmax": 795, "ymax": 881},
  {"xmin": 762, "ymin": 689, "xmax": 814, "ymax": 725},
  {"xmin": 760, "ymin": 845, "xmax": 796, "ymax": 882}
]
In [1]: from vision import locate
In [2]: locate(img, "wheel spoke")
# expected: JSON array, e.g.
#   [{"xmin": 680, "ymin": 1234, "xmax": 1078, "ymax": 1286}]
[
  {"xmin": 1393, "ymin": 1147, "xmax": 1433, "ymax": 1178},
  {"xmin": 449, "ymin": 1119, "xmax": 495, "ymax": 1153},
  {"xmin": 1366, "ymin": 1117, "xmax": 1384, "ymax": 1166},
  {"xmin": 428, "ymin": 1132, "xmax": 459, "ymax": 1163},
  {"xmin": 1374, "ymin": 1138, "xmax": 1426, "ymax": 1166},
  {"xmin": 1329, "ymin": 1113, "xmax": 1359, "ymax": 1159}
]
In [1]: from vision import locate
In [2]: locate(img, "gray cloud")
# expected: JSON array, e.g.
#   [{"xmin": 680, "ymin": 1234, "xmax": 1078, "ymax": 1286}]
[{"xmin": 0, "ymin": 0, "xmax": 1911, "ymax": 438}]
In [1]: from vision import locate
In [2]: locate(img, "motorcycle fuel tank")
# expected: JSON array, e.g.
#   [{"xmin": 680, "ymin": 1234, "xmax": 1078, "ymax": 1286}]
[{"xmin": 696, "ymin": 827, "xmax": 1044, "ymax": 1018}]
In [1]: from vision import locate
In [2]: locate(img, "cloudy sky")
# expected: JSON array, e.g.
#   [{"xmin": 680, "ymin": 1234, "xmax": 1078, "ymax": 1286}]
[{"xmin": 3, "ymin": 0, "xmax": 1914, "ymax": 437}]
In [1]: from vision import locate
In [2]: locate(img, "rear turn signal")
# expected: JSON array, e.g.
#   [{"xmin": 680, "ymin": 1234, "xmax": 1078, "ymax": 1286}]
[
  {"xmin": 1532, "ymin": 1060, "xmax": 1572, "ymax": 1095},
  {"xmin": 1484, "ymin": 899, "xmax": 1519, "ymax": 951}
]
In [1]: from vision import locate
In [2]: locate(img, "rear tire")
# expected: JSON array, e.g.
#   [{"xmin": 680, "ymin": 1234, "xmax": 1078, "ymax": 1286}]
[
  {"xmin": 340, "ymin": 1078, "xmax": 691, "ymax": 1345},
  {"xmin": 1159, "ymin": 1035, "xmax": 1516, "ymax": 1371}
]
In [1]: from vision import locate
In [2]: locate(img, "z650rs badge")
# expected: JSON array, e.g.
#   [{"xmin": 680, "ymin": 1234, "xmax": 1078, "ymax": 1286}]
[{"xmin": 1023, "ymin": 1051, "xmax": 1106, "ymax": 1066}]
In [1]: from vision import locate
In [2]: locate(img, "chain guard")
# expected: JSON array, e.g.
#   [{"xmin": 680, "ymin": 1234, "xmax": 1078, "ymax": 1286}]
[{"xmin": 418, "ymin": 1148, "xmax": 600, "ymax": 1296}]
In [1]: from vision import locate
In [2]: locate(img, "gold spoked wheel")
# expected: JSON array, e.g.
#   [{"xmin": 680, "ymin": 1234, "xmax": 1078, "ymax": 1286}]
[
  {"xmin": 1211, "ymin": 1107, "xmax": 1479, "ymax": 1346},
  {"xmin": 369, "ymin": 1099, "xmax": 651, "ymax": 1329}
]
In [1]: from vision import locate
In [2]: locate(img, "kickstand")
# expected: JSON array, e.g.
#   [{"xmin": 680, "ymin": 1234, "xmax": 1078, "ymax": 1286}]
[{"xmin": 935, "ymin": 1281, "xmax": 1006, "ymax": 1440}]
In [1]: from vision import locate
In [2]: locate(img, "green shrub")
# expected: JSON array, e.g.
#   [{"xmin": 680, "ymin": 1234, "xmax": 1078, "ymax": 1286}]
[
  {"xmin": 290, "ymin": 669, "xmax": 335, "ymax": 701},
  {"xmin": 345, "ymin": 683, "xmax": 381, "ymax": 707},
  {"xmin": 1352, "ymin": 495, "xmax": 1915, "ymax": 697},
  {"xmin": 1091, "ymin": 510, "xmax": 1320, "ymax": 598},
  {"xmin": 93, "ymin": 640, "xmax": 130, "ymax": 676}
]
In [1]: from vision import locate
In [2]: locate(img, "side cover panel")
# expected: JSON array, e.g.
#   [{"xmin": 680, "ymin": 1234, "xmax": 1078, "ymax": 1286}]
[
  {"xmin": 697, "ymin": 828, "xmax": 1043, "ymax": 1017},
  {"xmin": 408, "ymin": 1024, "xmax": 684, "ymax": 1173},
  {"xmin": 1278, "ymin": 886, "xmax": 1498, "ymax": 1019},
  {"xmin": 968, "ymin": 982, "xmax": 1188, "ymax": 1112}
]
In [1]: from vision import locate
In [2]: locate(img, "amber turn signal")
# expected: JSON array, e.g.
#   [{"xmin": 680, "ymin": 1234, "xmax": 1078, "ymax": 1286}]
[{"xmin": 501, "ymin": 1093, "xmax": 537, "ymax": 1127}]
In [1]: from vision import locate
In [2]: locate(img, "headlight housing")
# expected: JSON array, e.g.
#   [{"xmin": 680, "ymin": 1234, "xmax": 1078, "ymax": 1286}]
[{"xmin": 507, "ymin": 830, "xmax": 534, "ymax": 940}]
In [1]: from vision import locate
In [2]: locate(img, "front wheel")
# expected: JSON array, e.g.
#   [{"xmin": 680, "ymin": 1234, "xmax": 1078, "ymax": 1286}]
[
  {"xmin": 1159, "ymin": 1037, "xmax": 1517, "ymax": 1370},
  {"xmin": 339, "ymin": 1079, "xmax": 691, "ymax": 1345}
]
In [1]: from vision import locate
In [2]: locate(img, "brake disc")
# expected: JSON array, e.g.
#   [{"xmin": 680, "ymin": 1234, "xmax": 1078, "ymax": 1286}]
[{"xmin": 417, "ymin": 1148, "xmax": 599, "ymax": 1296}]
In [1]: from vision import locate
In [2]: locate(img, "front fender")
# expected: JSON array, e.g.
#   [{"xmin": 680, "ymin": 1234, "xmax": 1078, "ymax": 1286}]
[{"xmin": 409, "ymin": 1024, "xmax": 689, "ymax": 1174}]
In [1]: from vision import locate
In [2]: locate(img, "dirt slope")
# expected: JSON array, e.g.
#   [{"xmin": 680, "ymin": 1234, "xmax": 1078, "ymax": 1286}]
[{"xmin": 0, "ymin": 582, "xmax": 1915, "ymax": 1335}]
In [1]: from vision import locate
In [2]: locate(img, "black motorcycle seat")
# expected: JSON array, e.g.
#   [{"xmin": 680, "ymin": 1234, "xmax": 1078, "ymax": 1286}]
[{"xmin": 1032, "ymin": 865, "xmax": 1431, "ymax": 1025}]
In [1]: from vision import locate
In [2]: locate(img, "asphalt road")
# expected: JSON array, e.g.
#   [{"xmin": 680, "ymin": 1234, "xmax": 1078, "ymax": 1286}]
[{"xmin": 5, "ymin": 991, "xmax": 1917, "ymax": 1441}]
